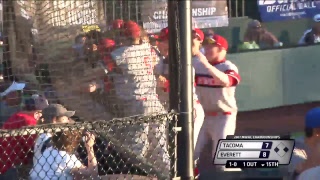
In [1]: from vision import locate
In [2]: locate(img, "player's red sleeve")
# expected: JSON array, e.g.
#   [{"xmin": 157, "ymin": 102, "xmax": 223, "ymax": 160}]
[
  {"xmin": 103, "ymin": 55, "xmax": 115, "ymax": 71},
  {"xmin": 164, "ymin": 79, "xmax": 170, "ymax": 92},
  {"xmin": 225, "ymin": 70, "xmax": 241, "ymax": 86}
]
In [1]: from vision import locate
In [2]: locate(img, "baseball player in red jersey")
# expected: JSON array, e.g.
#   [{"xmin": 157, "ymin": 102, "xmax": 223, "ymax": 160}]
[
  {"xmin": 155, "ymin": 27, "xmax": 205, "ymax": 157},
  {"xmin": 193, "ymin": 35, "xmax": 241, "ymax": 171}
]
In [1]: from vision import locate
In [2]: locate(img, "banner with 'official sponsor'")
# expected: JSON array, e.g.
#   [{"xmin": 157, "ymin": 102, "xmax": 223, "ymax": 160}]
[
  {"xmin": 258, "ymin": 0, "xmax": 320, "ymax": 22},
  {"xmin": 141, "ymin": 0, "xmax": 229, "ymax": 33}
]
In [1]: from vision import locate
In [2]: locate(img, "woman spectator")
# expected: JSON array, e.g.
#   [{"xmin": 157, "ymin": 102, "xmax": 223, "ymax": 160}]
[
  {"xmin": 243, "ymin": 20, "xmax": 281, "ymax": 49},
  {"xmin": 29, "ymin": 130, "xmax": 98, "ymax": 180},
  {"xmin": 32, "ymin": 104, "xmax": 76, "ymax": 168}
]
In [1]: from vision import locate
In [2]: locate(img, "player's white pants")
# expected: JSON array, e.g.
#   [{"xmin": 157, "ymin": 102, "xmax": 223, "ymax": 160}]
[
  {"xmin": 194, "ymin": 112, "xmax": 237, "ymax": 171},
  {"xmin": 193, "ymin": 101, "xmax": 205, "ymax": 153}
]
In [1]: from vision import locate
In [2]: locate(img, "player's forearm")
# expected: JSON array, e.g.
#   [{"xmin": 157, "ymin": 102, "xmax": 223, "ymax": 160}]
[{"xmin": 197, "ymin": 53, "xmax": 230, "ymax": 86}]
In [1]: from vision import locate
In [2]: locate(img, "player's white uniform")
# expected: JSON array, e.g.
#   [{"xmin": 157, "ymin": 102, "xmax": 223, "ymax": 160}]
[
  {"xmin": 193, "ymin": 57, "xmax": 240, "ymax": 165},
  {"xmin": 111, "ymin": 43, "xmax": 169, "ymax": 170},
  {"xmin": 154, "ymin": 57, "xmax": 205, "ymax": 155}
]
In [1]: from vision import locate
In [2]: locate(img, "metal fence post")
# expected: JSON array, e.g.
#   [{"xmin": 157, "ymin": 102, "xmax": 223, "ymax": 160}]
[
  {"xmin": 177, "ymin": 0, "xmax": 194, "ymax": 179},
  {"xmin": 168, "ymin": 1, "xmax": 179, "ymax": 179}
]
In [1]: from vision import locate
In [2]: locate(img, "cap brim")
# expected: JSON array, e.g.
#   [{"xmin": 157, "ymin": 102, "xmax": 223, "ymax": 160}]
[
  {"xmin": 13, "ymin": 82, "xmax": 26, "ymax": 91},
  {"xmin": 67, "ymin": 118, "xmax": 76, "ymax": 123},
  {"xmin": 63, "ymin": 111, "xmax": 75, "ymax": 117},
  {"xmin": 205, "ymin": 37, "xmax": 216, "ymax": 44},
  {"xmin": 0, "ymin": 81, "xmax": 26, "ymax": 97}
]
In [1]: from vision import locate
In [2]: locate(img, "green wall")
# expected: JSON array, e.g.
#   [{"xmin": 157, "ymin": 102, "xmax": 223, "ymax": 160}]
[{"xmin": 229, "ymin": 45, "xmax": 320, "ymax": 112}]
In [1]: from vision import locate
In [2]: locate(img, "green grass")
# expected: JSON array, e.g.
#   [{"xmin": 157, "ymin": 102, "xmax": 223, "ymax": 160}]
[{"xmin": 291, "ymin": 132, "xmax": 304, "ymax": 139}]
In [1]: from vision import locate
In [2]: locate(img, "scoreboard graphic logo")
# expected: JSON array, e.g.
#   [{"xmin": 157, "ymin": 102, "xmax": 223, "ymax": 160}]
[{"xmin": 213, "ymin": 135, "xmax": 295, "ymax": 168}]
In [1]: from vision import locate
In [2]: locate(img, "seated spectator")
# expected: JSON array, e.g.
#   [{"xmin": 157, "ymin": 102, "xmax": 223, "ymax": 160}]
[
  {"xmin": 288, "ymin": 107, "xmax": 320, "ymax": 179},
  {"xmin": 298, "ymin": 14, "xmax": 320, "ymax": 45},
  {"xmin": 0, "ymin": 95, "xmax": 48, "ymax": 176},
  {"xmin": 243, "ymin": 20, "xmax": 281, "ymax": 49},
  {"xmin": 0, "ymin": 81, "xmax": 26, "ymax": 124},
  {"xmin": 238, "ymin": 41, "xmax": 260, "ymax": 51},
  {"xmin": 33, "ymin": 104, "xmax": 76, "ymax": 166},
  {"xmin": 29, "ymin": 130, "xmax": 98, "ymax": 180},
  {"xmin": 2, "ymin": 94, "xmax": 48, "ymax": 129}
]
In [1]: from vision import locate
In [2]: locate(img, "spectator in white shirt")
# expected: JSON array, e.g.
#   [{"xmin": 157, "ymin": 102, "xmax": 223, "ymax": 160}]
[
  {"xmin": 30, "ymin": 130, "xmax": 97, "ymax": 180},
  {"xmin": 32, "ymin": 104, "xmax": 76, "ymax": 168},
  {"xmin": 298, "ymin": 14, "xmax": 320, "ymax": 45}
]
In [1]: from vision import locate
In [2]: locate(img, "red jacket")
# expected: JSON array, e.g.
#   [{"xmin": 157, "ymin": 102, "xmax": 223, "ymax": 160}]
[{"xmin": 0, "ymin": 112, "xmax": 37, "ymax": 174}]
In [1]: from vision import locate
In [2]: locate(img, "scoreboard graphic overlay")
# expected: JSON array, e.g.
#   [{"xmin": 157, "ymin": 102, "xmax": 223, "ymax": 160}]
[{"xmin": 213, "ymin": 135, "xmax": 295, "ymax": 168}]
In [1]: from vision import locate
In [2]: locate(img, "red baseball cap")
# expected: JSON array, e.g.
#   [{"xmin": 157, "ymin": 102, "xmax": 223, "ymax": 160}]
[
  {"xmin": 112, "ymin": 19, "xmax": 124, "ymax": 29},
  {"xmin": 205, "ymin": 34, "xmax": 228, "ymax": 50},
  {"xmin": 149, "ymin": 34, "xmax": 159, "ymax": 40},
  {"xmin": 158, "ymin": 27, "xmax": 169, "ymax": 41},
  {"xmin": 193, "ymin": 28, "xmax": 204, "ymax": 41},
  {"xmin": 98, "ymin": 38, "xmax": 116, "ymax": 53},
  {"xmin": 122, "ymin": 20, "xmax": 141, "ymax": 38}
]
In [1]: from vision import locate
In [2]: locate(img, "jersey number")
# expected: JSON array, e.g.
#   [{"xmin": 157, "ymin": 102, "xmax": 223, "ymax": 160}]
[{"xmin": 144, "ymin": 57, "xmax": 153, "ymax": 75}]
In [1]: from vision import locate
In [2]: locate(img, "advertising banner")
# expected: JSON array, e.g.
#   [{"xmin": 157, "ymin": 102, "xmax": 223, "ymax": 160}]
[
  {"xmin": 258, "ymin": 0, "xmax": 320, "ymax": 22},
  {"xmin": 141, "ymin": 0, "xmax": 229, "ymax": 33}
]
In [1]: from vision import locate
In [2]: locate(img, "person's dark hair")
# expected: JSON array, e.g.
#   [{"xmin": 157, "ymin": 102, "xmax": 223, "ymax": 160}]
[
  {"xmin": 52, "ymin": 129, "xmax": 83, "ymax": 153},
  {"xmin": 86, "ymin": 30, "xmax": 102, "ymax": 44},
  {"xmin": 24, "ymin": 98, "xmax": 36, "ymax": 111},
  {"xmin": 75, "ymin": 34, "xmax": 86, "ymax": 44},
  {"xmin": 305, "ymin": 127, "xmax": 313, "ymax": 138},
  {"xmin": 304, "ymin": 30, "xmax": 318, "ymax": 45}
]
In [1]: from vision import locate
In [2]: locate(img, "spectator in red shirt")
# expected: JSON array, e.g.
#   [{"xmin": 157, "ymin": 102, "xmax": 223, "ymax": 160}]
[
  {"xmin": 0, "ymin": 81, "xmax": 26, "ymax": 124},
  {"xmin": 0, "ymin": 94, "xmax": 49, "ymax": 175}
]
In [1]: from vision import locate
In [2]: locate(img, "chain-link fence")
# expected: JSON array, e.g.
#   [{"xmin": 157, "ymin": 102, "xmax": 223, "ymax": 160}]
[
  {"xmin": 0, "ymin": 113, "xmax": 177, "ymax": 179},
  {"xmin": 1, "ymin": 0, "xmax": 179, "ymax": 179}
]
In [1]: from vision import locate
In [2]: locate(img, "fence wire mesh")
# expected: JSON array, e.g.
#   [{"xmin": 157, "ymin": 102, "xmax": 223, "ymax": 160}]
[
  {"xmin": 1, "ymin": 0, "xmax": 178, "ymax": 179},
  {"xmin": 0, "ymin": 113, "xmax": 177, "ymax": 179}
]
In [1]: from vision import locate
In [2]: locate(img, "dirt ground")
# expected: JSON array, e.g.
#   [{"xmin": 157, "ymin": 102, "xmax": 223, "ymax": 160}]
[
  {"xmin": 236, "ymin": 101, "xmax": 320, "ymax": 135},
  {"xmin": 198, "ymin": 101, "xmax": 320, "ymax": 175}
]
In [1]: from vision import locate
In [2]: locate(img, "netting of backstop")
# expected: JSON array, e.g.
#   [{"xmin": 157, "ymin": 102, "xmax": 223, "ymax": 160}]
[{"xmin": 1, "ymin": 0, "xmax": 178, "ymax": 179}]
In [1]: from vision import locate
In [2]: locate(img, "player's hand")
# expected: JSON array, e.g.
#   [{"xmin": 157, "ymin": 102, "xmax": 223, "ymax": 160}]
[
  {"xmin": 192, "ymin": 39, "xmax": 201, "ymax": 56},
  {"xmin": 159, "ymin": 75, "xmax": 167, "ymax": 82},
  {"xmin": 157, "ymin": 75, "xmax": 167, "ymax": 88},
  {"xmin": 196, "ymin": 52, "xmax": 210, "ymax": 66}
]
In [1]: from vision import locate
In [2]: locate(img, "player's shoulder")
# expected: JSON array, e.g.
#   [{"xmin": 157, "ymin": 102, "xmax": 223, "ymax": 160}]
[
  {"xmin": 216, "ymin": 60, "xmax": 239, "ymax": 72},
  {"xmin": 224, "ymin": 60, "xmax": 237, "ymax": 67},
  {"xmin": 111, "ymin": 46, "xmax": 127, "ymax": 60},
  {"xmin": 298, "ymin": 165, "xmax": 320, "ymax": 180}
]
